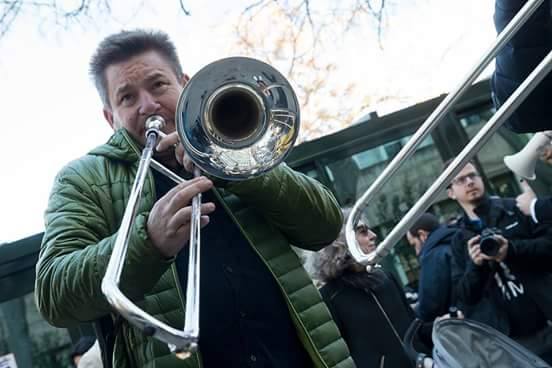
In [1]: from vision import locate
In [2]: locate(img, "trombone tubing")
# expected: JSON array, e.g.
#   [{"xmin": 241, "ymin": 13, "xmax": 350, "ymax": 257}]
[
  {"xmin": 371, "ymin": 49, "xmax": 552, "ymax": 264},
  {"xmin": 102, "ymin": 118, "xmax": 199, "ymax": 355},
  {"xmin": 150, "ymin": 133, "xmax": 200, "ymax": 338},
  {"xmin": 347, "ymin": 0, "xmax": 548, "ymax": 265}
]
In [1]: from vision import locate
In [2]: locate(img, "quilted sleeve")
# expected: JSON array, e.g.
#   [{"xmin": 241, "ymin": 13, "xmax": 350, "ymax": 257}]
[
  {"xmin": 35, "ymin": 160, "xmax": 171, "ymax": 327},
  {"xmin": 226, "ymin": 163, "xmax": 342, "ymax": 250}
]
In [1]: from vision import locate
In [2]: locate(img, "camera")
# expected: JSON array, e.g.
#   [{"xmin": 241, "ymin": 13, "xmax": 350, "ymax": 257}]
[{"xmin": 479, "ymin": 227, "xmax": 502, "ymax": 257}]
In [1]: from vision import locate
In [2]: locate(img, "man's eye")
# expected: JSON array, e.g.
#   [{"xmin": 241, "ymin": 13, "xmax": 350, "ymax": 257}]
[
  {"xmin": 153, "ymin": 81, "xmax": 167, "ymax": 89},
  {"xmin": 120, "ymin": 94, "xmax": 133, "ymax": 104}
]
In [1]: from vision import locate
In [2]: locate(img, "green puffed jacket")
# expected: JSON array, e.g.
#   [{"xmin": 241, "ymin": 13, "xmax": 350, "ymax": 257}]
[{"xmin": 35, "ymin": 129, "xmax": 356, "ymax": 368}]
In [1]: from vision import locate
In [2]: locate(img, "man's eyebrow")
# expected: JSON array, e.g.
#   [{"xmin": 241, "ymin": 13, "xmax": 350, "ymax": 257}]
[
  {"xmin": 114, "ymin": 83, "xmax": 131, "ymax": 98},
  {"xmin": 144, "ymin": 71, "xmax": 168, "ymax": 83},
  {"xmin": 453, "ymin": 171, "xmax": 478, "ymax": 180}
]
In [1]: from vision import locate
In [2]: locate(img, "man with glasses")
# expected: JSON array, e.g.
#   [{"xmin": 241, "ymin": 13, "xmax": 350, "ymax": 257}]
[{"xmin": 447, "ymin": 161, "xmax": 552, "ymax": 363}]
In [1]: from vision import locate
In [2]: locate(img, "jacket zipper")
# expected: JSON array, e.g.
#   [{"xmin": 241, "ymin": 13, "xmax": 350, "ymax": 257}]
[{"xmin": 368, "ymin": 289, "xmax": 404, "ymax": 348}]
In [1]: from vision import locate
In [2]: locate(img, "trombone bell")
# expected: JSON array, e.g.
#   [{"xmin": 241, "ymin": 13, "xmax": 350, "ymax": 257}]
[{"xmin": 176, "ymin": 57, "xmax": 300, "ymax": 180}]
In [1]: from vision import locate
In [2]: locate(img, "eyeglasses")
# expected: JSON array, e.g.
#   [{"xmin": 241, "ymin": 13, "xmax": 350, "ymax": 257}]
[{"xmin": 450, "ymin": 172, "xmax": 480, "ymax": 186}]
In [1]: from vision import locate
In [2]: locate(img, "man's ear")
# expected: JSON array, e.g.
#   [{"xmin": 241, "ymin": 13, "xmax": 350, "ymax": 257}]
[
  {"xmin": 180, "ymin": 73, "xmax": 190, "ymax": 86},
  {"xmin": 103, "ymin": 108, "xmax": 116, "ymax": 130},
  {"xmin": 447, "ymin": 187, "xmax": 456, "ymax": 200},
  {"xmin": 418, "ymin": 230, "xmax": 429, "ymax": 242}
]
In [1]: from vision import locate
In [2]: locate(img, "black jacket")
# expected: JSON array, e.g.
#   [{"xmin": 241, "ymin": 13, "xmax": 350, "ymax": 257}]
[
  {"xmin": 450, "ymin": 196, "xmax": 552, "ymax": 336},
  {"xmin": 535, "ymin": 197, "xmax": 552, "ymax": 223},
  {"xmin": 416, "ymin": 225, "xmax": 458, "ymax": 322},
  {"xmin": 491, "ymin": 0, "xmax": 552, "ymax": 133},
  {"xmin": 320, "ymin": 270, "xmax": 415, "ymax": 368}
]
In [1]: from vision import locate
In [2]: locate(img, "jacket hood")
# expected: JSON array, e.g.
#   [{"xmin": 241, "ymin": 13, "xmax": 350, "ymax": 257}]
[{"xmin": 420, "ymin": 225, "xmax": 457, "ymax": 258}]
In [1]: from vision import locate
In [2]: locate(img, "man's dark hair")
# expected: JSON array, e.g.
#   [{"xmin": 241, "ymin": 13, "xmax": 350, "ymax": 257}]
[
  {"xmin": 408, "ymin": 212, "xmax": 440, "ymax": 237},
  {"xmin": 89, "ymin": 29, "xmax": 184, "ymax": 107}
]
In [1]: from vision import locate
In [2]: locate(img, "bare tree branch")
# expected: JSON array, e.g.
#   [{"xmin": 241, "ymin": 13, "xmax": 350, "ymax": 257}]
[
  {"xmin": 0, "ymin": 0, "xmax": 192, "ymax": 40},
  {"xmin": 242, "ymin": 0, "xmax": 266, "ymax": 15},
  {"xmin": 0, "ymin": 0, "xmax": 21, "ymax": 38},
  {"xmin": 63, "ymin": 0, "xmax": 87, "ymax": 18},
  {"xmin": 302, "ymin": 0, "xmax": 314, "ymax": 30},
  {"xmin": 363, "ymin": 0, "xmax": 386, "ymax": 49},
  {"xmin": 179, "ymin": 0, "xmax": 190, "ymax": 16}
]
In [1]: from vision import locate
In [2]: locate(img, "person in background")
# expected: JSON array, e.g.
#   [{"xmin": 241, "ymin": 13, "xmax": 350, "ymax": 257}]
[
  {"xmin": 448, "ymin": 161, "xmax": 552, "ymax": 363},
  {"xmin": 307, "ymin": 208, "xmax": 429, "ymax": 368},
  {"xmin": 406, "ymin": 213, "xmax": 457, "ymax": 323}
]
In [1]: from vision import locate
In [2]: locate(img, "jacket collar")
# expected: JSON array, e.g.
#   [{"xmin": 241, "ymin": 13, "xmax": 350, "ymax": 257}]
[
  {"xmin": 461, "ymin": 195, "xmax": 508, "ymax": 230},
  {"xmin": 88, "ymin": 129, "xmax": 141, "ymax": 163},
  {"xmin": 420, "ymin": 225, "xmax": 456, "ymax": 258}
]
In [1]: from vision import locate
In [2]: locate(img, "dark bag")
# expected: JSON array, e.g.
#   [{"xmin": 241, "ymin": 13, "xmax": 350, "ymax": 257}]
[{"xmin": 404, "ymin": 318, "xmax": 551, "ymax": 368}]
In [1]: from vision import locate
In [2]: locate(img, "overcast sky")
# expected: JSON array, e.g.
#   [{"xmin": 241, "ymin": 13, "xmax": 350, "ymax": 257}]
[{"xmin": 0, "ymin": 0, "xmax": 496, "ymax": 242}]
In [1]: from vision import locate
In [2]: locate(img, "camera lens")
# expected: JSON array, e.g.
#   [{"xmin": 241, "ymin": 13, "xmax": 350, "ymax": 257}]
[{"xmin": 480, "ymin": 235, "xmax": 499, "ymax": 257}]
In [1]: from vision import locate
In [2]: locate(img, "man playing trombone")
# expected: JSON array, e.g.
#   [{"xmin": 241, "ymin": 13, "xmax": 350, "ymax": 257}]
[{"xmin": 34, "ymin": 29, "xmax": 354, "ymax": 368}]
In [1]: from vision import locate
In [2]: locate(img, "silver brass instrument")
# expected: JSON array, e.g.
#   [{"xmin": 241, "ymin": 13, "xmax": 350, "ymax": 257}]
[
  {"xmin": 101, "ymin": 57, "xmax": 300, "ymax": 358},
  {"xmin": 346, "ymin": 0, "xmax": 552, "ymax": 268}
]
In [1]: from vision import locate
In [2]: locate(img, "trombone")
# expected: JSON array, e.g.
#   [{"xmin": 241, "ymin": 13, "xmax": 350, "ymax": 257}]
[
  {"xmin": 346, "ymin": 0, "xmax": 552, "ymax": 267},
  {"xmin": 101, "ymin": 57, "xmax": 300, "ymax": 358}
]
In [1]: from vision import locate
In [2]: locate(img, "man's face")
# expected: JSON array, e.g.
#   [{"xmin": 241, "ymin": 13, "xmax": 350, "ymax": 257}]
[
  {"xmin": 447, "ymin": 163, "xmax": 485, "ymax": 206},
  {"xmin": 103, "ymin": 50, "xmax": 189, "ymax": 157},
  {"xmin": 406, "ymin": 231, "xmax": 423, "ymax": 256}
]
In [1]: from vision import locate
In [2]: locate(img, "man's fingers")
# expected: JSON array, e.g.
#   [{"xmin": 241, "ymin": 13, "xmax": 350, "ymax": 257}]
[
  {"xmin": 162, "ymin": 176, "xmax": 211, "ymax": 202},
  {"xmin": 183, "ymin": 156, "xmax": 194, "ymax": 173},
  {"xmin": 480, "ymin": 253, "xmax": 493, "ymax": 261},
  {"xmin": 167, "ymin": 203, "xmax": 216, "ymax": 233},
  {"xmin": 175, "ymin": 144, "xmax": 186, "ymax": 166},
  {"xmin": 169, "ymin": 180, "xmax": 213, "ymax": 212},
  {"xmin": 200, "ymin": 215, "xmax": 210, "ymax": 228},
  {"xmin": 156, "ymin": 131, "xmax": 180, "ymax": 152},
  {"xmin": 467, "ymin": 235, "xmax": 480, "ymax": 247}
]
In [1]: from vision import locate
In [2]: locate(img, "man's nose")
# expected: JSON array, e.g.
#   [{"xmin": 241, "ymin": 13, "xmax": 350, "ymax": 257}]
[
  {"xmin": 465, "ymin": 176, "xmax": 476, "ymax": 185},
  {"xmin": 138, "ymin": 92, "xmax": 161, "ymax": 115}
]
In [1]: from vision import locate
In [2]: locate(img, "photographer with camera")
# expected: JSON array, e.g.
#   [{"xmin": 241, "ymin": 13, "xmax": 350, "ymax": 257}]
[{"xmin": 447, "ymin": 161, "xmax": 552, "ymax": 363}]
